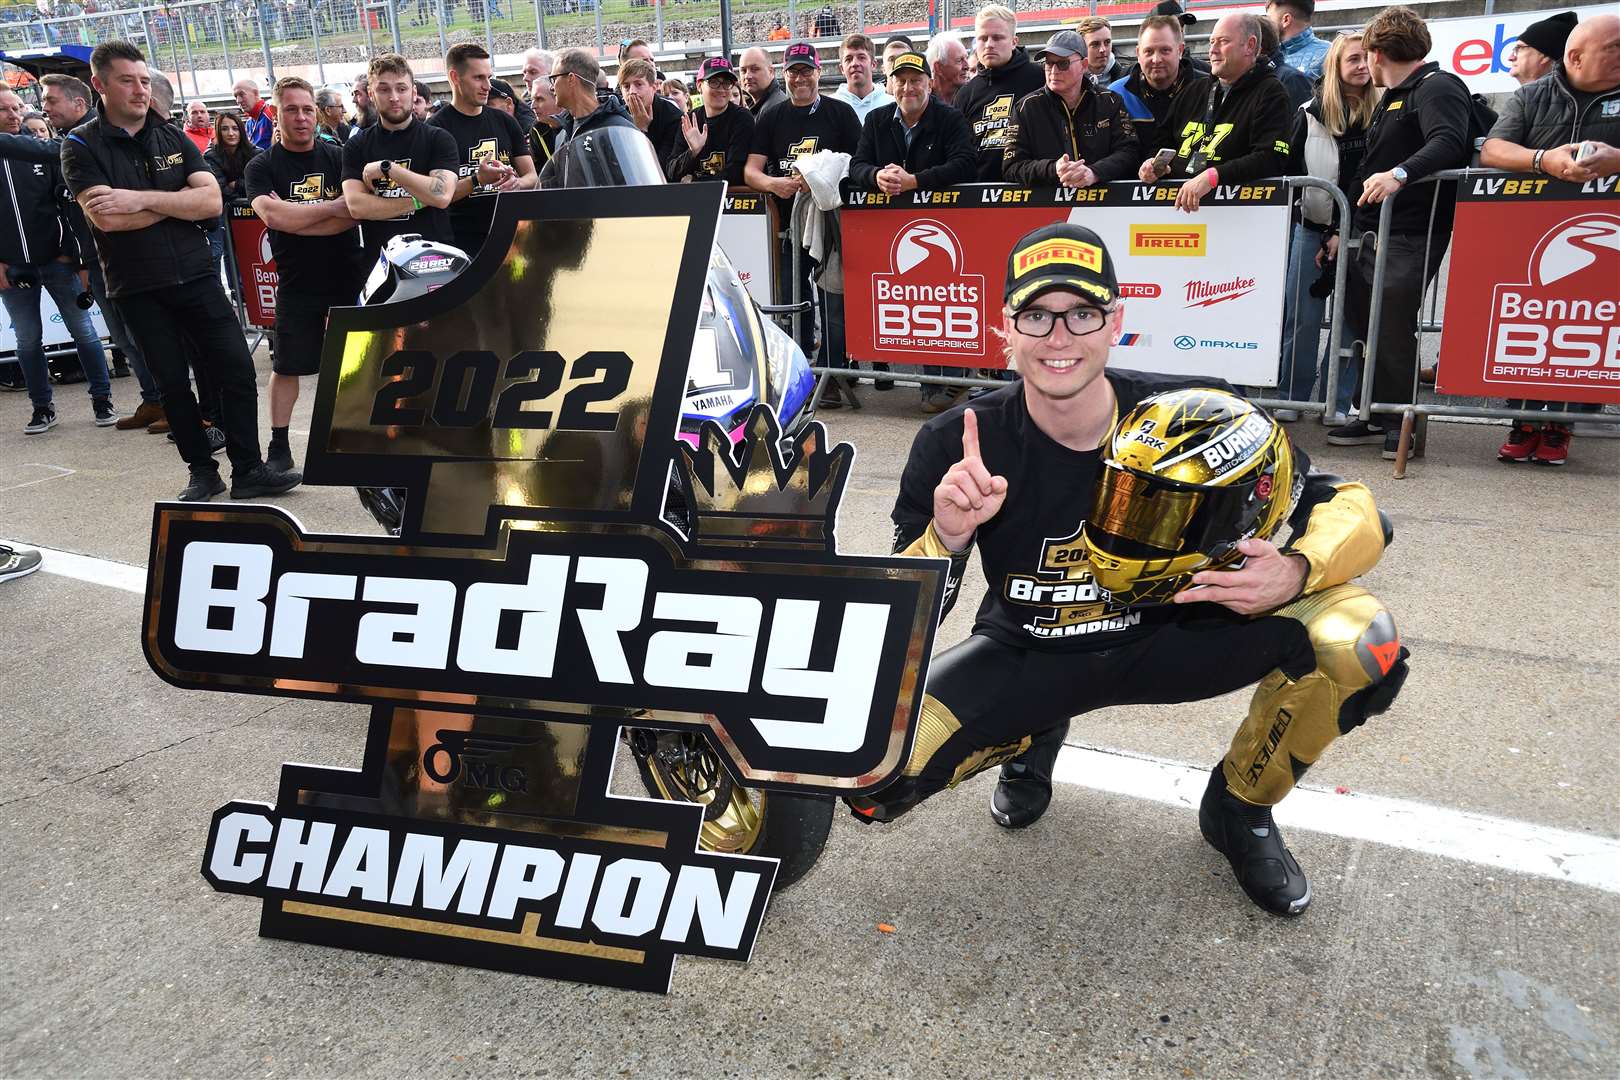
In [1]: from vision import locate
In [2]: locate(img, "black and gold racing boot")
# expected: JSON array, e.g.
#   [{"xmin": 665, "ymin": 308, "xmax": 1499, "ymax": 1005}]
[
  {"xmin": 989, "ymin": 721, "xmax": 1069, "ymax": 829},
  {"xmin": 1198, "ymin": 764, "xmax": 1312, "ymax": 917}
]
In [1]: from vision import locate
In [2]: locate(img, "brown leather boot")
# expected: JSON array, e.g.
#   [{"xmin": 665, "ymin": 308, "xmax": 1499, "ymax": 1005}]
[{"xmin": 115, "ymin": 401, "xmax": 163, "ymax": 430}]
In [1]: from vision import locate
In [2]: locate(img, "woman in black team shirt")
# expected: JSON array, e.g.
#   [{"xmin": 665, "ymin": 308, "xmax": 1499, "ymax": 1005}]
[
  {"xmin": 204, "ymin": 111, "xmax": 257, "ymax": 299},
  {"xmin": 667, "ymin": 57, "xmax": 755, "ymax": 184}
]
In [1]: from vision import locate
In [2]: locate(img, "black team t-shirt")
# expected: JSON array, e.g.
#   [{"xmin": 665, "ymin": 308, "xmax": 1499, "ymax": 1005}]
[
  {"xmin": 340, "ymin": 118, "xmax": 459, "ymax": 265},
  {"xmin": 243, "ymin": 140, "xmax": 364, "ymax": 300},
  {"xmin": 748, "ymin": 94, "xmax": 861, "ymax": 220},
  {"xmin": 426, "ymin": 103, "xmax": 532, "ymax": 256}
]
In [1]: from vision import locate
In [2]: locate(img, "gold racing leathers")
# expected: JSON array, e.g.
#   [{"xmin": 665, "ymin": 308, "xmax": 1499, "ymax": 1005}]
[{"xmin": 851, "ymin": 373, "xmax": 1407, "ymax": 823}]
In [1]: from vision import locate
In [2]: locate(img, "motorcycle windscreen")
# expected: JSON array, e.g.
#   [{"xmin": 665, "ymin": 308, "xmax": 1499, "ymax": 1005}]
[{"xmin": 546, "ymin": 125, "xmax": 667, "ymax": 189}]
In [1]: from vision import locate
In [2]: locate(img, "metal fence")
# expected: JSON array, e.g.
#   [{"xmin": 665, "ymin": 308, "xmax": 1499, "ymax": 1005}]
[{"xmin": 1, "ymin": 0, "xmax": 1229, "ymax": 96}]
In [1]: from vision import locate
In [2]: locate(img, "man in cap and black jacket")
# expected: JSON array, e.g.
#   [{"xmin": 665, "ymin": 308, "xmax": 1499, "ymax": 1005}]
[{"xmin": 1003, "ymin": 30, "xmax": 1140, "ymax": 188}]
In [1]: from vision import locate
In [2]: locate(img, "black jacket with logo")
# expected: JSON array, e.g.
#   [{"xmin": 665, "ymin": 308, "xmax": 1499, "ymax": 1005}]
[
  {"xmin": 61, "ymin": 108, "xmax": 214, "ymax": 298},
  {"xmin": 1351, "ymin": 62, "xmax": 1472, "ymax": 238},
  {"xmin": 1002, "ymin": 83, "xmax": 1140, "ymax": 186},
  {"xmin": 847, "ymin": 99, "xmax": 977, "ymax": 191},
  {"xmin": 0, "ymin": 134, "xmax": 74, "ymax": 266},
  {"xmin": 954, "ymin": 47, "xmax": 1046, "ymax": 181},
  {"xmin": 1487, "ymin": 65, "xmax": 1620, "ymax": 152},
  {"xmin": 1159, "ymin": 59, "xmax": 1294, "ymax": 184},
  {"xmin": 667, "ymin": 103, "xmax": 755, "ymax": 184}
]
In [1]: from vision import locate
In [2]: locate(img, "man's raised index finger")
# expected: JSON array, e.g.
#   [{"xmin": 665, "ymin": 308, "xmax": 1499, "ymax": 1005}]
[{"xmin": 961, "ymin": 406, "xmax": 981, "ymax": 461}]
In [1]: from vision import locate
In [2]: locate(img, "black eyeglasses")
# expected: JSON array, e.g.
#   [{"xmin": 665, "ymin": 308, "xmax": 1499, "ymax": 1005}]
[
  {"xmin": 1042, "ymin": 56, "xmax": 1074, "ymax": 71},
  {"xmin": 1013, "ymin": 305, "xmax": 1111, "ymax": 337}
]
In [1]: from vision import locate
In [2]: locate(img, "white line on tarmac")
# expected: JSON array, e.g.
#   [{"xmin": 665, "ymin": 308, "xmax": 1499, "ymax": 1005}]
[
  {"xmin": 15, "ymin": 541, "xmax": 147, "ymax": 594},
  {"xmin": 1053, "ymin": 745, "xmax": 1620, "ymax": 895},
  {"xmin": 10, "ymin": 540, "xmax": 1619, "ymax": 895}
]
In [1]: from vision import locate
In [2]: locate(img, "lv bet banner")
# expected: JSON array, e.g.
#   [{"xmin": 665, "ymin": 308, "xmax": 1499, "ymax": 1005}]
[{"xmin": 842, "ymin": 182, "xmax": 1291, "ymax": 385}]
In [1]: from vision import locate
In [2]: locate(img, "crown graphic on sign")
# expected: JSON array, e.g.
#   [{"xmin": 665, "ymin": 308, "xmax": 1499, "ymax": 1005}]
[{"xmin": 675, "ymin": 405, "xmax": 850, "ymax": 549}]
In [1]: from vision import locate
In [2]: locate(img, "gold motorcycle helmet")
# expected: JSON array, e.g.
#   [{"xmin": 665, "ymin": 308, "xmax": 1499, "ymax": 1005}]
[{"xmin": 1079, "ymin": 388, "xmax": 1303, "ymax": 606}]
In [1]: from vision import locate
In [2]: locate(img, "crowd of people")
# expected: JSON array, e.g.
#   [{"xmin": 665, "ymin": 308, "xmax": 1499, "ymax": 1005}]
[{"xmin": 0, "ymin": 3, "xmax": 1616, "ymax": 500}]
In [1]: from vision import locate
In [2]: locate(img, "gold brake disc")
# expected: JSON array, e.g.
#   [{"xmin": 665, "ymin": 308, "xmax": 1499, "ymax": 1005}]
[{"xmin": 645, "ymin": 745, "xmax": 767, "ymax": 855}]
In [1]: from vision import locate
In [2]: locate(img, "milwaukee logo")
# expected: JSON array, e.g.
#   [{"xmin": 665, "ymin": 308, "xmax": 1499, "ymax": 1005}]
[
  {"xmin": 1184, "ymin": 275, "xmax": 1256, "ymax": 308},
  {"xmin": 1130, "ymin": 225, "xmax": 1206, "ymax": 256}
]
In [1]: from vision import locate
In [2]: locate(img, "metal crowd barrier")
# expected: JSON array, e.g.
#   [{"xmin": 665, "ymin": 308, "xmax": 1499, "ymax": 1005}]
[{"xmin": 1355, "ymin": 167, "xmax": 1620, "ymax": 476}]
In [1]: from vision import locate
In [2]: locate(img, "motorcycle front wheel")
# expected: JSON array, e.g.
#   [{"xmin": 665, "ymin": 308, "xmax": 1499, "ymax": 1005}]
[{"xmin": 628, "ymin": 730, "xmax": 834, "ymax": 890}]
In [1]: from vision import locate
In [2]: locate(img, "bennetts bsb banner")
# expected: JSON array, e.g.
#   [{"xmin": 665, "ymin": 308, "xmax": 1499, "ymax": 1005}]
[
  {"xmin": 227, "ymin": 202, "xmax": 276, "ymax": 330},
  {"xmin": 842, "ymin": 181, "xmax": 1291, "ymax": 385},
  {"xmin": 1437, "ymin": 174, "xmax": 1620, "ymax": 406}
]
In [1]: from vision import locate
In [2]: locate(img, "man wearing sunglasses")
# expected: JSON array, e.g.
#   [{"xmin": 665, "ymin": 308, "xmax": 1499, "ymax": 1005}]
[
  {"xmin": 541, "ymin": 48, "xmax": 638, "ymax": 184},
  {"xmin": 852, "ymin": 222, "xmax": 1401, "ymax": 919},
  {"xmin": 1003, "ymin": 30, "xmax": 1140, "ymax": 188}
]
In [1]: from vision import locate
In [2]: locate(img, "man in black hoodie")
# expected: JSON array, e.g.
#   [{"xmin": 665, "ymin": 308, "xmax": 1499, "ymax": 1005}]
[
  {"xmin": 954, "ymin": 5, "xmax": 1045, "ymax": 181},
  {"xmin": 0, "ymin": 86, "xmax": 118, "ymax": 434},
  {"xmin": 1137, "ymin": 13, "xmax": 1293, "ymax": 213}
]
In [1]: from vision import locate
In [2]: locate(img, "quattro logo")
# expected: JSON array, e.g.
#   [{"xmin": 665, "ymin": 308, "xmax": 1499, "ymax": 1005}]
[
  {"xmin": 870, "ymin": 219, "xmax": 985, "ymax": 356},
  {"xmin": 1130, "ymin": 225, "xmax": 1206, "ymax": 256}
]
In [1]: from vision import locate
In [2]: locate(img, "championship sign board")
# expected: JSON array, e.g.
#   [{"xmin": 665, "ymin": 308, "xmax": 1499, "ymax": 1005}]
[
  {"xmin": 841, "ymin": 182, "xmax": 1291, "ymax": 385},
  {"xmin": 143, "ymin": 184, "xmax": 948, "ymax": 992},
  {"xmin": 1437, "ymin": 174, "xmax": 1620, "ymax": 406}
]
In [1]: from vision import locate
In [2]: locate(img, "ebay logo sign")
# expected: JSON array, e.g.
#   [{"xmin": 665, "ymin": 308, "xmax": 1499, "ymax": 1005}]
[{"xmin": 1428, "ymin": 7, "xmax": 1606, "ymax": 94}]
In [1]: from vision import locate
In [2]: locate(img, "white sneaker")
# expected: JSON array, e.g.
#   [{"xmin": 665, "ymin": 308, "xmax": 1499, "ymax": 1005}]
[{"xmin": 1272, "ymin": 408, "xmax": 1301, "ymax": 422}]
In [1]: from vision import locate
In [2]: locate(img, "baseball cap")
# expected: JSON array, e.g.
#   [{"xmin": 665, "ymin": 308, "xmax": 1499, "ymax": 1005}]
[
  {"xmin": 888, "ymin": 50, "xmax": 931, "ymax": 78},
  {"xmin": 1153, "ymin": 0, "xmax": 1198, "ymax": 27},
  {"xmin": 487, "ymin": 77, "xmax": 516, "ymax": 103},
  {"xmin": 698, "ymin": 56, "xmax": 738, "ymax": 83},
  {"xmin": 1004, "ymin": 223, "xmax": 1119, "ymax": 311},
  {"xmin": 783, "ymin": 42, "xmax": 822, "ymax": 70},
  {"xmin": 1033, "ymin": 30, "xmax": 1086, "ymax": 61}
]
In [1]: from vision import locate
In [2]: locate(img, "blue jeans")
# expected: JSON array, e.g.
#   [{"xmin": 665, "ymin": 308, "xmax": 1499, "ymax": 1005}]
[
  {"xmin": 1, "ymin": 260, "xmax": 111, "ymax": 408},
  {"xmin": 86, "ymin": 260, "xmax": 159, "ymax": 405},
  {"xmin": 1278, "ymin": 222, "xmax": 1326, "ymax": 405}
]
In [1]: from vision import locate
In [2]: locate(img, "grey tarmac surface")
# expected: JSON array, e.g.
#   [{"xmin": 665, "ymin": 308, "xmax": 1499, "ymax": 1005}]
[{"xmin": 1, "ymin": 360, "xmax": 1616, "ymax": 1080}]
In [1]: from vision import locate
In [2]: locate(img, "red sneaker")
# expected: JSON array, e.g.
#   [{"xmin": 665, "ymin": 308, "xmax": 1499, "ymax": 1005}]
[
  {"xmin": 1497, "ymin": 422, "xmax": 1540, "ymax": 463},
  {"xmin": 1532, "ymin": 424, "xmax": 1570, "ymax": 466}
]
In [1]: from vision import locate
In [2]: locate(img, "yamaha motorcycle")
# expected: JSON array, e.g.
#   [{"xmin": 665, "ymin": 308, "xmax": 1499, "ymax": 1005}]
[{"xmin": 354, "ymin": 128, "xmax": 834, "ymax": 888}]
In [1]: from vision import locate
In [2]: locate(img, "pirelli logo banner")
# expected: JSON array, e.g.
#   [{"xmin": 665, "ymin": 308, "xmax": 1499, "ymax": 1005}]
[
  {"xmin": 843, "ymin": 180, "xmax": 1289, "ymax": 382},
  {"xmin": 142, "ymin": 185, "xmax": 948, "ymax": 992},
  {"xmin": 1438, "ymin": 175, "xmax": 1619, "ymax": 405}
]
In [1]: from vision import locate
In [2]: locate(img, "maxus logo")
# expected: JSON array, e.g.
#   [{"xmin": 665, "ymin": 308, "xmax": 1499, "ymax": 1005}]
[
  {"xmin": 871, "ymin": 219, "xmax": 985, "ymax": 356},
  {"xmin": 1487, "ymin": 213, "xmax": 1620, "ymax": 386},
  {"xmin": 1130, "ymin": 224, "xmax": 1206, "ymax": 257},
  {"xmin": 1174, "ymin": 335, "xmax": 1197, "ymax": 350}
]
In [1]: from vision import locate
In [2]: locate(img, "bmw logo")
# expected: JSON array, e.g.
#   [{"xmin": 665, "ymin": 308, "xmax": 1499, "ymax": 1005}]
[{"xmin": 1174, "ymin": 335, "xmax": 1196, "ymax": 351}]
